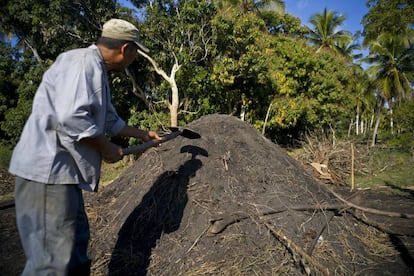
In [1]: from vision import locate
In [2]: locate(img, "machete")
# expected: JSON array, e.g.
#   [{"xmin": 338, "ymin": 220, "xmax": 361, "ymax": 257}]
[{"xmin": 122, "ymin": 127, "xmax": 200, "ymax": 155}]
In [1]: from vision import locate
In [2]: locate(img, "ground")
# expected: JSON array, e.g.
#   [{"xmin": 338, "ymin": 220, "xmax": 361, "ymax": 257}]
[{"xmin": 1, "ymin": 114, "xmax": 414, "ymax": 275}]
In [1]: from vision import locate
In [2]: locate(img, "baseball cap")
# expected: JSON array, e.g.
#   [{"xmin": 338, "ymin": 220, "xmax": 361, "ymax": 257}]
[{"xmin": 102, "ymin": 18, "xmax": 149, "ymax": 53}]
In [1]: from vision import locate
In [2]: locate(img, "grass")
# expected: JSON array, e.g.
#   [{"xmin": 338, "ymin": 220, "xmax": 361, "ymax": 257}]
[
  {"xmin": 100, "ymin": 157, "xmax": 132, "ymax": 186},
  {"xmin": 352, "ymin": 147, "xmax": 414, "ymax": 191}
]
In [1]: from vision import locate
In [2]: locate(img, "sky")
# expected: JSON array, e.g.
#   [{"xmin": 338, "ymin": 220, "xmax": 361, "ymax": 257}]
[{"xmin": 284, "ymin": 0, "xmax": 369, "ymax": 36}]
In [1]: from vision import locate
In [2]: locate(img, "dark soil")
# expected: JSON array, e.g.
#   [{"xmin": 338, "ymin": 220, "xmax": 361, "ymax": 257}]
[{"xmin": 1, "ymin": 114, "xmax": 414, "ymax": 275}]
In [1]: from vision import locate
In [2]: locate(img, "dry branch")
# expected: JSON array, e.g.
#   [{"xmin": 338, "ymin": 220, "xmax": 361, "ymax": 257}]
[
  {"xmin": 262, "ymin": 221, "xmax": 330, "ymax": 276},
  {"xmin": 208, "ymin": 190, "xmax": 414, "ymax": 236},
  {"xmin": 324, "ymin": 186, "xmax": 414, "ymax": 219}
]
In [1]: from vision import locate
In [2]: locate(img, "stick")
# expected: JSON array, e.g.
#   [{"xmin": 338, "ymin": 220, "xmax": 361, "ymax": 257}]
[
  {"xmin": 262, "ymin": 221, "xmax": 330, "ymax": 276},
  {"xmin": 208, "ymin": 203, "xmax": 346, "ymax": 235},
  {"xmin": 209, "ymin": 195, "xmax": 414, "ymax": 236},
  {"xmin": 351, "ymin": 143, "xmax": 355, "ymax": 192},
  {"xmin": 324, "ymin": 186, "xmax": 414, "ymax": 219},
  {"xmin": 186, "ymin": 225, "xmax": 210, "ymax": 254},
  {"xmin": 307, "ymin": 193, "xmax": 359, "ymax": 256}
]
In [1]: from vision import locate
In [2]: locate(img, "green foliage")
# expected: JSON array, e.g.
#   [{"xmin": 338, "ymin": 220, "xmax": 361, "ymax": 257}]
[
  {"xmin": 1, "ymin": 62, "xmax": 50, "ymax": 144},
  {"xmin": 126, "ymin": 108, "xmax": 170, "ymax": 146},
  {"xmin": 263, "ymin": 37, "xmax": 354, "ymax": 139},
  {"xmin": 0, "ymin": 41, "xmax": 20, "ymax": 140},
  {"xmin": 128, "ymin": 108, "xmax": 169, "ymax": 132},
  {"xmin": 0, "ymin": 0, "xmax": 118, "ymax": 60},
  {"xmin": 390, "ymin": 100, "xmax": 414, "ymax": 149},
  {"xmin": 210, "ymin": 11, "xmax": 270, "ymax": 116},
  {"xmin": 362, "ymin": 0, "xmax": 414, "ymax": 45},
  {"xmin": 260, "ymin": 10, "xmax": 309, "ymax": 36},
  {"xmin": 0, "ymin": 142, "xmax": 12, "ymax": 168},
  {"xmin": 394, "ymin": 100, "xmax": 414, "ymax": 133}
]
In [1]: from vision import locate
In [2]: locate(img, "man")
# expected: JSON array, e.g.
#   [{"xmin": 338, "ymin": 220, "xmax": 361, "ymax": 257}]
[{"xmin": 9, "ymin": 19, "xmax": 160, "ymax": 275}]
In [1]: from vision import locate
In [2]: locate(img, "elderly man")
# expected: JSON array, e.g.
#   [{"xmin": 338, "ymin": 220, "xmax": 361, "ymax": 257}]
[{"xmin": 9, "ymin": 19, "xmax": 160, "ymax": 275}]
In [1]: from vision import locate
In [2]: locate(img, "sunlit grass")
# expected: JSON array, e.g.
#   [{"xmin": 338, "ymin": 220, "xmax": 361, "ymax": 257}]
[
  {"xmin": 100, "ymin": 157, "xmax": 132, "ymax": 186},
  {"xmin": 352, "ymin": 148, "xmax": 414, "ymax": 193}
]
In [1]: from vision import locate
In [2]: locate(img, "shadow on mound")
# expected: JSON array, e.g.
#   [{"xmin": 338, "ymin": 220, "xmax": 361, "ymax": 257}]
[{"xmin": 108, "ymin": 146, "xmax": 208, "ymax": 276}]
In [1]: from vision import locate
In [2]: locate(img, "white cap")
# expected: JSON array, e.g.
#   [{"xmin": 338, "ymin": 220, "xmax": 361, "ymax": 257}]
[{"xmin": 102, "ymin": 19, "xmax": 149, "ymax": 53}]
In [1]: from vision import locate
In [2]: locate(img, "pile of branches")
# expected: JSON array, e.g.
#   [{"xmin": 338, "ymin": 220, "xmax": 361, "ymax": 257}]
[{"xmin": 294, "ymin": 133, "xmax": 370, "ymax": 185}]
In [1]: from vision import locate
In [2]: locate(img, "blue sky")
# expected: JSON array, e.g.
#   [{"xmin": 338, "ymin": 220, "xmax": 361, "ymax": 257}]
[{"xmin": 285, "ymin": 0, "xmax": 369, "ymax": 35}]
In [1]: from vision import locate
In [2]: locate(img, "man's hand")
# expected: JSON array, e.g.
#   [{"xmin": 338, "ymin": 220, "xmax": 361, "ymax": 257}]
[
  {"xmin": 141, "ymin": 130, "xmax": 161, "ymax": 142},
  {"xmin": 102, "ymin": 142, "xmax": 124, "ymax": 163}
]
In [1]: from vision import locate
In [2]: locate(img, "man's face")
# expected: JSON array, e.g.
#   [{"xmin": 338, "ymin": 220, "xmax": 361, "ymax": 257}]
[{"xmin": 111, "ymin": 43, "xmax": 139, "ymax": 71}]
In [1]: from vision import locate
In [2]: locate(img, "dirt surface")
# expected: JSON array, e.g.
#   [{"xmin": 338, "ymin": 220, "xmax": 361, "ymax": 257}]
[{"xmin": 1, "ymin": 114, "xmax": 414, "ymax": 275}]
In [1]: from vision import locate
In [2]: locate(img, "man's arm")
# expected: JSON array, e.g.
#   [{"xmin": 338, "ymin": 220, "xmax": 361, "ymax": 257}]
[
  {"xmin": 115, "ymin": 125, "xmax": 161, "ymax": 142},
  {"xmin": 81, "ymin": 126, "xmax": 161, "ymax": 163},
  {"xmin": 80, "ymin": 134, "xmax": 123, "ymax": 163}
]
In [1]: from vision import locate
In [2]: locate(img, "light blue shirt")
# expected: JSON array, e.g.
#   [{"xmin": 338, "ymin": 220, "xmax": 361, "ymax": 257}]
[{"xmin": 9, "ymin": 45, "xmax": 125, "ymax": 191}]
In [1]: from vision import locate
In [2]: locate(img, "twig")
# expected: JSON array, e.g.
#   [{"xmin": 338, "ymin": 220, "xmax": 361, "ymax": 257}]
[
  {"xmin": 324, "ymin": 186, "xmax": 414, "ymax": 219},
  {"xmin": 186, "ymin": 225, "xmax": 210, "ymax": 253},
  {"xmin": 307, "ymin": 192, "xmax": 360, "ymax": 256},
  {"xmin": 262, "ymin": 221, "xmax": 330, "ymax": 276},
  {"xmin": 306, "ymin": 212, "xmax": 335, "ymax": 256},
  {"xmin": 208, "ymin": 203, "xmax": 346, "ymax": 235},
  {"xmin": 209, "ymin": 193, "xmax": 414, "ymax": 236}
]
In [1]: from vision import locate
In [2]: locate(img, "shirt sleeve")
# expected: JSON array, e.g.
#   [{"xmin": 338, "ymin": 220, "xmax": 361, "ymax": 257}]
[{"xmin": 105, "ymin": 100, "xmax": 126, "ymax": 136}]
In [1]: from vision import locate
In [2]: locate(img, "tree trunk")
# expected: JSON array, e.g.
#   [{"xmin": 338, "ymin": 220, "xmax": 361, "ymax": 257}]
[
  {"xmin": 348, "ymin": 119, "xmax": 353, "ymax": 137},
  {"xmin": 24, "ymin": 39, "xmax": 43, "ymax": 64},
  {"xmin": 371, "ymin": 103, "xmax": 383, "ymax": 147},
  {"xmin": 137, "ymin": 49, "xmax": 181, "ymax": 127},
  {"xmin": 361, "ymin": 120, "xmax": 365, "ymax": 135},
  {"xmin": 370, "ymin": 112, "xmax": 375, "ymax": 129},
  {"xmin": 170, "ymin": 79, "xmax": 179, "ymax": 127},
  {"xmin": 262, "ymin": 102, "xmax": 272, "ymax": 135},
  {"xmin": 356, "ymin": 105, "xmax": 360, "ymax": 135}
]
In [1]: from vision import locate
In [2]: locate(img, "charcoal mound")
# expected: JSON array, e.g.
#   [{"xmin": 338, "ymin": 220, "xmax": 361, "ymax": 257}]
[{"xmin": 87, "ymin": 114, "xmax": 414, "ymax": 276}]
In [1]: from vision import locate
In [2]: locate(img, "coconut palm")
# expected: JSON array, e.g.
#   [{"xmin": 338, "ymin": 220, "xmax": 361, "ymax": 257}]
[
  {"xmin": 364, "ymin": 32, "xmax": 414, "ymax": 145},
  {"xmin": 307, "ymin": 8, "xmax": 353, "ymax": 55}
]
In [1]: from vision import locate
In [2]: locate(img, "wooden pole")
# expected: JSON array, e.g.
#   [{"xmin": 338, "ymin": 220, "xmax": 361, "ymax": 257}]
[{"xmin": 351, "ymin": 143, "xmax": 355, "ymax": 192}]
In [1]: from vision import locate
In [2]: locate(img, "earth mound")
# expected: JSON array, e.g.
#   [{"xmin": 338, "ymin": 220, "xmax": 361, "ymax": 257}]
[{"xmin": 86, "ymin": 114, "xmax": 414, "ymax": 275}]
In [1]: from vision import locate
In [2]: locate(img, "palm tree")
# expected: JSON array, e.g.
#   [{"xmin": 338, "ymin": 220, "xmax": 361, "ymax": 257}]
[
  {"xmin": 364, "ymin": 33, "xmax": 414, "ymax": 146},
  {"xmin": 307, "ymin": 8, "xmax": 353, "ymax": 55}
]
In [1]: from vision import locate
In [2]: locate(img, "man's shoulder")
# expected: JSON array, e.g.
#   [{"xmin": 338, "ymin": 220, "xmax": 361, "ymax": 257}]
[
  {"xmin": 59, "ymin": 46, "xmax": 97, "ymax": 60},
  {"xmin": 55, "ymin": 45, "xmax": 102, "ymax": 70}
]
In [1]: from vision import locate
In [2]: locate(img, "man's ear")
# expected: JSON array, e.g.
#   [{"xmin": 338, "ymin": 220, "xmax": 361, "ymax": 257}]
[{"xmin": 120, "ymin": 43, "xmax": 129, "ymax": 55}]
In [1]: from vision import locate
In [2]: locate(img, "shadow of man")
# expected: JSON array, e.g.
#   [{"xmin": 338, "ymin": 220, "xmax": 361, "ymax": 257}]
[{"xmin": 108, "ymin": 146, "xmax": 208, "ymax": 276}]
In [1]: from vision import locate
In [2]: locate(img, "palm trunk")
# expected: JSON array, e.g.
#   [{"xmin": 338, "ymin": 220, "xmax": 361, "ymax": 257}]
[
  {"xmin": 371, "ymin": 99, "xmax": 383, "ymax": 147},
  {"xmin": 356, "ymin": 105, "xmax": 360, "ymax": 135}
]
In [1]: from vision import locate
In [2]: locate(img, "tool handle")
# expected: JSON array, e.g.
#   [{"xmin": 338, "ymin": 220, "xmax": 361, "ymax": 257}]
[{"xmin": 122, "ymin": 131, "xmax": 181, "ymax": 155}]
